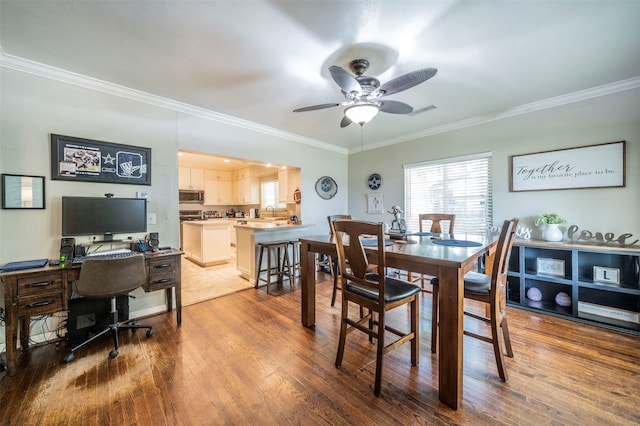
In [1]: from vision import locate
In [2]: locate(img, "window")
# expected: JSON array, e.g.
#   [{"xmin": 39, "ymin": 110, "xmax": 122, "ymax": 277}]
[
  {"xmin": 404, "ymin": 153, "xmax": 492, "ymax": 235},
  {"xmin": 261, "ymin": 179, "xmax": 285, "ymax": 209}
]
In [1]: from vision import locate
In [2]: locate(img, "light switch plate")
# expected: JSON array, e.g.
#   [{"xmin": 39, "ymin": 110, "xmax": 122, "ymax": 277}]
[{"xmin": 147, "ymin": 213, "xmax": 157, "ymax": 225}]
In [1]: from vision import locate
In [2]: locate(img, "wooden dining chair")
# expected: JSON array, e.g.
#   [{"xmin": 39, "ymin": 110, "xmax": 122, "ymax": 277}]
[
  {"xmin": 327, "ymin": 214, "xmax": 351, "ymax": 306},
  {"xmin": 430, "ymin": 218, "xmax": 519, "ymax": 381},
  {"xmin": 333, "ymin": 220, "xmax": 421, "ymax": 397},
  {"xmin": 406, "ymin": 213, "xmax": 456, "ymax": 290}
]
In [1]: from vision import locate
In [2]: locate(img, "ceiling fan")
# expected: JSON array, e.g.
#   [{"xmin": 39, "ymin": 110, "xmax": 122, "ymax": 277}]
[{"xmin": 293, "ymin": 59, "xmax": 437, "ymax": 127}]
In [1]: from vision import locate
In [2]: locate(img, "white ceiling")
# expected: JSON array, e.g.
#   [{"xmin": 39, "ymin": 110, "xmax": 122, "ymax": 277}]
[{"xmin": 1, "ymin": 1, "xmax": 639, "ymax": 153}]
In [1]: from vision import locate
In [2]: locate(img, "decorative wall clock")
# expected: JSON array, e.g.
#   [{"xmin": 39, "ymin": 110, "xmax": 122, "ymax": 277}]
[
  {"xmin": 367, "ymin": 173, "xmax": 382, "ymax": 190},
  {"xmin": 315, "ymin": 176, "xmax": 338, "ymax": 199}
]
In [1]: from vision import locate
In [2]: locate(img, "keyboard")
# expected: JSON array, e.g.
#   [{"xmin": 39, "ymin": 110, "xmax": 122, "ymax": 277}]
[{"xmin": 72, "ymin": 249, "xmax": 136, "ymax": 265}]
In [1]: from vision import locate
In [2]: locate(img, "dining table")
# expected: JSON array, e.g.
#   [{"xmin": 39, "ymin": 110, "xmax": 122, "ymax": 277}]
[{"xmin": 299, "ymin": 232, "xmax": 498, "ymax": 410}]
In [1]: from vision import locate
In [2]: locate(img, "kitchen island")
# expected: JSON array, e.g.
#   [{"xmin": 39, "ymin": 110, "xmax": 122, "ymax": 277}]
[
  {"xmin": 235, "ymin": 221, "xmax": 315, "ymax": 285},
  {"xmin": 182, "ymin": 219, "xmax": 233, "ymax": 266}
]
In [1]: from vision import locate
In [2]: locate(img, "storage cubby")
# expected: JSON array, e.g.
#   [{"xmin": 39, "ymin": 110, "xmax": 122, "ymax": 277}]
[{"xmin": 507, "ymin": 240, "xmax": 640, "ymax": 334}]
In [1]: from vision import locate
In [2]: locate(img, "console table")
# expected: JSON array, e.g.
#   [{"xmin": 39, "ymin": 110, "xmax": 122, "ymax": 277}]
[
  {"xmin": 507, "ymin": 240, "xmax": 639, "ymax": 334},
  {"xmin": 0, "ymin": 249, "xmax": 182, "ymax": 376}
]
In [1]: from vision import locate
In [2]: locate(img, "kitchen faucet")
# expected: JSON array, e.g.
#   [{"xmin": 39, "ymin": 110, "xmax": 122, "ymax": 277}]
[{"xmin": 266, "ymin": 205, "xmax": 275, "ymax": 217}]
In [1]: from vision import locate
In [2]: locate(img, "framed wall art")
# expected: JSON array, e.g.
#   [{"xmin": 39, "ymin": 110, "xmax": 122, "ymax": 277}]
[
  {"xmin": 1, "ymin": 174, "xmax": 45, "ymax": 209},
  {"xmin": 50, "ymin": 134, "xmax": 151, "ymax": 185},
  {"xmin": 509, "ymin": 141, "xmax": 625, "ymax": 192}
]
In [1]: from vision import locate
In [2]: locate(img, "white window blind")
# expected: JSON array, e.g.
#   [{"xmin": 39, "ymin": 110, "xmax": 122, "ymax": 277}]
[{"xmin": 403, "ymin": 153, "xmax": 492, "ymax": 236}]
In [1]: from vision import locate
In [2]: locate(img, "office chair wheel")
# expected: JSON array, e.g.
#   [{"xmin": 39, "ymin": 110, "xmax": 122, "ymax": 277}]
[
  {"xmin": 63, "ymin": 353, "xmax": 75, "ymax": 363},
  {"xmin": 146, "ymin": 329, "xmax": 153, "ymax": 337},
  {"xmin": 109, "ymin": 349, "xmax": 119, "ymax": 359}
]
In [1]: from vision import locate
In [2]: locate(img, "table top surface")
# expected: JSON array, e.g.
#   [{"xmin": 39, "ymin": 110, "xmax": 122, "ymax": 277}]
[{"xmin": 300, "ymin": 233, "xmax": 496, "ymax": 265}]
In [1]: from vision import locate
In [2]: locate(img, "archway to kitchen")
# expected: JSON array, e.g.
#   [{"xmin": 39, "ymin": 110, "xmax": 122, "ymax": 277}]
[{"xmin": 178, "ymin": 151, "xmax": 301, "ymax": 305}]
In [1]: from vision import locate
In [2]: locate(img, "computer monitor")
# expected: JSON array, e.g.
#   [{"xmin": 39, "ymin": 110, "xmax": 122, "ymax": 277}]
[{"xmin": 62, "ymin": 196, "xmax": 147, "ymax": 242}]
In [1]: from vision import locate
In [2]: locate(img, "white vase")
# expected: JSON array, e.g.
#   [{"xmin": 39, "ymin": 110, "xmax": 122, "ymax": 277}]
[{"xmin": 542, "ymin": 223, "xmax": 563, "ymax": 242}]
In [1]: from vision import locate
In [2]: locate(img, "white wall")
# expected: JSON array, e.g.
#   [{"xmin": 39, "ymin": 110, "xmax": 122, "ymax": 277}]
[{"xmin": 347, "ymin": 89, "xmax": 640, "ymax": 240}]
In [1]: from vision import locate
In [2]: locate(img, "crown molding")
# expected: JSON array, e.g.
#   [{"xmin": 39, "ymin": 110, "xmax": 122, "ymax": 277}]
[
  {"xmin": 356, "ymin": 76, "xmax": 640, "ymax": 154},
  {"xmin": 2, "ymin": 48, "xmax": 637, "ymax": 157},
  {"xmin": 0, "ymin": 49, "xmax": 348, "ymax": 155}
]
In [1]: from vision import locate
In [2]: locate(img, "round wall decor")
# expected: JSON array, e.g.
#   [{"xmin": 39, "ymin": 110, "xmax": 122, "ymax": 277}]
[
  {"xmin": 367, "ymin": 173, "xmax": 382, "ymax": 190},
  {"xmin": 315, "ymin": 176, "xmax": 338, "ymax": 200}
]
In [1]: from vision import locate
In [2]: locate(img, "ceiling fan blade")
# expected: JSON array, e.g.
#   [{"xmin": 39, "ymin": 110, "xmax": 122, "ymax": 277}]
[
  {"xmin": 379, "ymin": 100, "xmax": 413, "ymax": 114},
  {"xmin": 409, "ymin": 104, "xmax": 437, "ymax": 116},
  {"xmin": 329, "ymin": 66, "xmax": 362, "ymax": 96},
  {"xmin": 375, "ymin": 67, "xmax": 437, "ymax": 98},
  {"xmin": 293, "ymin": 103, "xmax": 340, "ymax": 113},
  {"xmin": 340, "ymin": 116, "xmax": 352, "ymax": 128}
]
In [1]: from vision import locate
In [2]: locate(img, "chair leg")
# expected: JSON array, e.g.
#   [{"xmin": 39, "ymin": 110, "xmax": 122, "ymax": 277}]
[
  {"xmin": 335, "ymin": 298, "xmax": 349, "ymax": 369},
  {"xmin": 501, "ymin": 316, "xmax": 514, "ymax": 357},
  {"xmin": 410, "ymin": 296, "xmax": 419, "ymax": 366},
  {"xmin": 374, "ymin": 310, "xmax": 385, "ymax": 397},
  {"xmin": 330, "ymin": 258, "xmax": 340, "ymax": 307},
  {"xmin": 431, "ymin": 284, "xmax": 439, "ymax": 353},
  {"xmin": 64, "ymin": 296, "xmax": 153, "ymax": 363},
  {"xmin": 491, "ymin": 305, "xmax": 508, "ymax": 381}
]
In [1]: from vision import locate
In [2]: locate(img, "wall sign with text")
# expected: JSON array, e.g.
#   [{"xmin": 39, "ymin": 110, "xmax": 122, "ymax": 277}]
[
  {"xmin": 50, "ymin": 134, "xmax": 151, "ymax": 185},
  {"xmin": 509, "ymin": 141, "xmax": 625, "ymax": 192}
]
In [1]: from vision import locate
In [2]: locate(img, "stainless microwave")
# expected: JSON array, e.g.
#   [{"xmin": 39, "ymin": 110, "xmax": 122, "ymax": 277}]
[{"xmin": 179, "ymin": 190, "xmax": 204, "ymax": 204}]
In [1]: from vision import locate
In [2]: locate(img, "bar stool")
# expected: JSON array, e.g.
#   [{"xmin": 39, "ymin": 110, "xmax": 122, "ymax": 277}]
[
  {"xmin": 288, "ymin": 240, "xmax": 302, "ymax": 279},
  {"xmin": 255, "ymin": 241, "xmax": 293, "ymax": 294}
]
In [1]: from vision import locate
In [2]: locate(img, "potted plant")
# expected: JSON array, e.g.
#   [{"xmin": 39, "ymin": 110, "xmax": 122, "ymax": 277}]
[{"xmin": 535, "ymin": 213, "xmax": 567, "ymax": 242}]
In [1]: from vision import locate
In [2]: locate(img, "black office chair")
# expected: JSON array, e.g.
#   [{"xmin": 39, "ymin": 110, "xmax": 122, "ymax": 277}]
[{"xmin": 63, "ymin": 254, "xmax": 153, "ymax": 363}]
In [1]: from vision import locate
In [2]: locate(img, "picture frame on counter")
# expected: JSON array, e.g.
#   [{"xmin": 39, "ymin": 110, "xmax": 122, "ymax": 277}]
[
  {"xmin": 593, "ymin": 266, "xmax": 620, "ymax": 286},
  {"xmin": 537, "ymin": 257, "xmax": 565, "ymax": 277}
]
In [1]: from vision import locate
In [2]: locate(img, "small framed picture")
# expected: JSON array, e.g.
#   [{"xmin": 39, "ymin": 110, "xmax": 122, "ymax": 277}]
[
  {"xmin": 593, "ymin": 266, "xmax": 620, "ymax": 286},
  {"xmin": 1, "ymin": 174, "xmax": 45, "ymax": 209},
  {"xmin": 537, "ymin": 257, "xmax": 565, "ymax": 277}
]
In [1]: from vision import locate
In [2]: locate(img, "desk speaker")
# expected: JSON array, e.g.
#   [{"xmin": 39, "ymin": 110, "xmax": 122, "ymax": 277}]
[
  {"xmin": 149, "ymin": 232, "xmax": 159, "ymax": 251},
  {"xmin": 60, "ymin": 238, "xmax": 75, "ymax": 261}
]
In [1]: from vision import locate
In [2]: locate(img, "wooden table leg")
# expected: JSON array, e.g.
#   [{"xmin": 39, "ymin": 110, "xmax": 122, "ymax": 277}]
[
  {"xmin": 437, "ymin": 266, "xmax": 464, "ymax": 410},
  {"xmin": 301, "ymin": 242, "xmax": 316, "ymax": 327}
]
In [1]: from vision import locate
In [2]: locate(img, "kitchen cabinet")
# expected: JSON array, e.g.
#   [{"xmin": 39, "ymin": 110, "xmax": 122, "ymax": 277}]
[
  {"xmin": 205, "ymin": 179, "xmax": 233, "ymax": 205},
  {"xmin": 204, "ymin": 169, "xmax": 233, "ymax": 205},
  {"xmin": 182, "ymin": 220, "xmax": 231, "ymax": 266},
  {"xmin": 507, "ymin": 240, "xmax": 640, "ymax": 334},
  {"xmin": 233, "ymin": 177, "xmax": 260, "ymax": 204},
  {"xmin": 179, "ymin": 166, "xmax": 205, "ymax": 190},
  {"xmin": 278, "ymin": 168, "xmax": 300, "ymax": 203}
]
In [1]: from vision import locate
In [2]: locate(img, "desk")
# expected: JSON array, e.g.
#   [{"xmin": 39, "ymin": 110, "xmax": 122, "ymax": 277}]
[
  {"xmin": 1, "ymin": 249, "xmax": 182, "ymax": 376},
  {"xmin": 299, "ymin": 234, "xmax": 497, "ymax": 410}
]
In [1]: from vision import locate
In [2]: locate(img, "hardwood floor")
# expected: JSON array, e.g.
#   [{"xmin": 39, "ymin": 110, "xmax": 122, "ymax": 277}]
[{"xmin": 1, "ymin": 273, "xmax": 638, "ymax": 425}]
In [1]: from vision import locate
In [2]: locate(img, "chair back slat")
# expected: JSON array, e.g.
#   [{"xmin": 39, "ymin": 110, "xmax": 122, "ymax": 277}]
[
  {"xmin": 418, "ymin": 213, "xmax": 455, "ymax": 234},
  {"xmin": 327, "ymin": 214, "xmax": 351, "ymax": 235},
  {"xmin": 333, "ymin": 220, "xmax": 385, "ymax": 297}
]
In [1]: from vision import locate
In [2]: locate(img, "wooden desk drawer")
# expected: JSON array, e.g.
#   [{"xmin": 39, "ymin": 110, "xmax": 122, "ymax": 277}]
[
  {"xmin": 146, "ymin": 257, "xmax": 177, "ymax": 291},
  {"xmin": 18, "ymin": 292, "xmax": 64, "ymax": 316},
  {"xmin": 17, "ymin": 272, "xmax": 63, "ymax": 298}
]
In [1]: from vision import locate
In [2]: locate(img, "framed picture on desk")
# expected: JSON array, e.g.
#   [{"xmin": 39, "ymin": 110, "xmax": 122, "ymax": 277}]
[{"xmin": 1, "ymin": 174, "xmax": 45, "ymax": 209}]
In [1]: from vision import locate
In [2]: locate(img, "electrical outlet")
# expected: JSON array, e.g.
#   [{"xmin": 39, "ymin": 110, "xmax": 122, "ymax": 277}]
[{"xmin": 147, "ymin": 213, "xmax": 157, "ymax": 225}]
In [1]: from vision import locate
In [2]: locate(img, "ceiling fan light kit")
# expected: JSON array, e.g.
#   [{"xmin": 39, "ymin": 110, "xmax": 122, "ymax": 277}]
[
  {"xmin": 293, "ymin": 58, "xmax": 437, "ymax": 127},
  {"xmin": 345, "ymin": 104, "xmax": 379, "ymax": 125}
]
